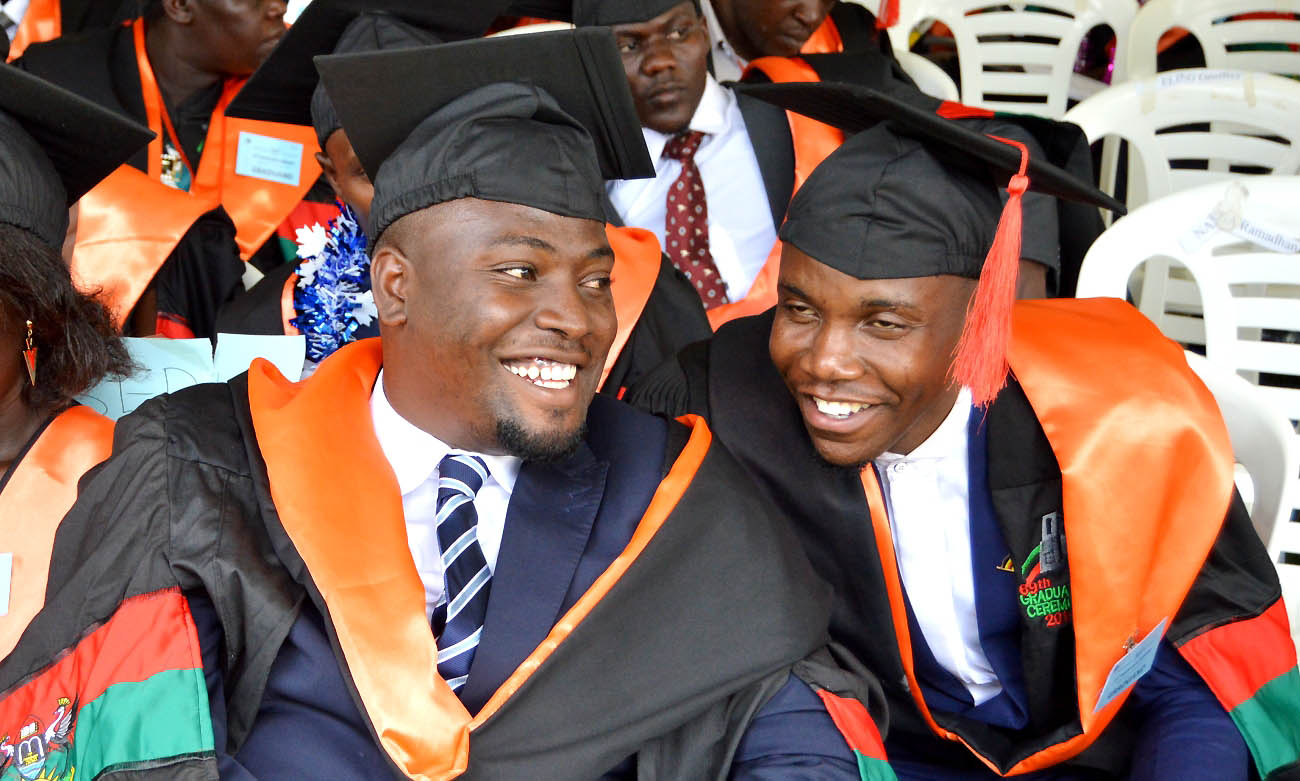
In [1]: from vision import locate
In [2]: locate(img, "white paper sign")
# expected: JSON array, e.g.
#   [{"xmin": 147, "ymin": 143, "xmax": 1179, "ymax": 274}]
[
  {"xmin": 1156, "ymin": 70, "xmax": 1243, "ymax": 90},
  {"xmin": 77, "ymin": 334, "xmax": 306, "ymax": 420},
  {"xmin": 1094, "ymin": 617, "xmax": 1168, "ymax": 712},
  {"xmin": 234, "ymin": 131, "xmax": 303, "ymax": 187}
]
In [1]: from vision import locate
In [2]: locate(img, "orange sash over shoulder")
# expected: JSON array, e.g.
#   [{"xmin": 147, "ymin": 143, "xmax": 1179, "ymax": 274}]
[
  {"xmin": 247, "ymin": 339, "xmax": 713, "ymax": 780},
  {"xmin": 6, "ymin": 0, "xmax": 60, "ymax": 61},
  {"xmin": 71, "ymin": 19, "xmax": 321, "ymax": 324},
  {"xmin": 712, "ymin": 57, "xmax": 844, "ymax": 330},
  {"xmin": 603, "ymin": 225, "xmax": 661, "ymax": 389},
  {"xmin": 861, "ymin": 298, "xmax": 1234, "ymax": 775},
  {"xmin": 0, "ymin": 407, "xmax": 114, "ymax": 659}
]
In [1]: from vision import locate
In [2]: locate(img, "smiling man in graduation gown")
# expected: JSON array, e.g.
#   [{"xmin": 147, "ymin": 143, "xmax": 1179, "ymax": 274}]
[
  {"xmin": 0, "ymin": 32, "xmax": 893, "ymax": 781},
  {"xmin": 217, "ymin": 0, "xmax": 712, "ymax": 393},
  {"xmin": 628, "ymin": 82, "xmax": 1300, "ymax": 780}
]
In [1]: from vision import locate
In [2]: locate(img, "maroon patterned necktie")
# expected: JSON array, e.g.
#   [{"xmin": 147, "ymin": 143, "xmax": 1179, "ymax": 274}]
[{"xmin": 662, "ymin": 131, "xmax": 729, "ymax": 309}]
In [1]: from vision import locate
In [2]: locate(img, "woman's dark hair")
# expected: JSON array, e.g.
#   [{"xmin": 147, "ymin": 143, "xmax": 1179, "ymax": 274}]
[{"xmin": 0, "ymin": 223, "xmax": 135, "ymax": 413}]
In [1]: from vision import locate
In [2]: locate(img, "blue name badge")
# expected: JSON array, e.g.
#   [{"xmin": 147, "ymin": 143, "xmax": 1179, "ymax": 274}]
[
  {"xmin": 234, "ymin": 131, "xmax": 302, "ymax": 187},
  {"xmin": 1093, "ymin": 617, "xmax": 1168, "ymax": 712}
]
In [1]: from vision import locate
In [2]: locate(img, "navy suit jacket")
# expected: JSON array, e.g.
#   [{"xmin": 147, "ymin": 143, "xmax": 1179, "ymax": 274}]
[{"xmin": 193, "ymin": 397, "xmax": 856, "ymax": 779}]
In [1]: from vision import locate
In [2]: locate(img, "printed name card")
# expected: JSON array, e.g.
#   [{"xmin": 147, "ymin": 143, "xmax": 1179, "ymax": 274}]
[
  {"xmin": 234, "ymin": 131, "xmax": 303, "ymax": 187},
  {"xmin": 1094, "ymin": 617, "xmax": 1168, "ymax": 713},
  {"xmin": 77, "ymin": 334, "xmax": 305, "ymax": 420}
]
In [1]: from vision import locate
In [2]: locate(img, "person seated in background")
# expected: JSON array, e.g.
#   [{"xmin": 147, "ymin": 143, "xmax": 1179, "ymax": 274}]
[
  {"xmin": 0, "ymin": 66, "xmax": 149, "ymax": 662},
  {"xmin": 0, "ymin": 31, "xmax": 891, "ymax": 780},
  {"xmin": 628, "ymin": 83, "xmax": 1300, "ymax": 780},
  {"xmin": 219, "ymin": 0, "xmax": 712, "ymax": 393},
  {"xmin": 699, "ymin": 0, "xmax": 903, "ymax": 81},
  {"xmin": 580, "ymin": 0, "xmax": 792, "ymax": 317},
  {"xmin": 15, "ymin": 0, "xmax": 318, "ymax": 339}
]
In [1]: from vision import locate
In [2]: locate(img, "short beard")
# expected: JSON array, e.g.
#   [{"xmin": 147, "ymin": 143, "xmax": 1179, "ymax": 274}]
[{"xmin": 495, "ymin": 417, "xmax": 586, "ymax": 463}]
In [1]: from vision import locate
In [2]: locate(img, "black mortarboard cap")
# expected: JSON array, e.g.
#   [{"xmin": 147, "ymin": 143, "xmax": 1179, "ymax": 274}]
[
  {"xmin": 739, "ymin": 81, "xmax": 1124, "ymax": 406},
  {"xmin": 573, "ymin": 0, "xmax": 694, "ymax": 26},
  {"xmin": 0, "ymin": 66, "xmax": 154, "ymax": 248},
  {"xmin": 316, "ymin": 28, "xmax": 654, "ymax": 241},
  {"xmin": 224, "ymin": 0, "xmax": 506, "ymax": 134}
]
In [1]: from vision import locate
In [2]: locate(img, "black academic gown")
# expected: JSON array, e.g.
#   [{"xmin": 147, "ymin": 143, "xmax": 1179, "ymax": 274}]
[
  {"xmin": 17, "ymin": 26, "xmax": 247, "ymax": 338},
  {"xmin": 626, "ymin": 310, "xmax": 1290, "ymax": 778},
  {"xmin": 0, "ymin": 339, "xmax": 882, "ymax": 779}
]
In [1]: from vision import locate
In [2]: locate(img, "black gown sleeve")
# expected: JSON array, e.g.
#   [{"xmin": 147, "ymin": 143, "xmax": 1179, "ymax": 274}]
[
  {"xmin": 154, "ymin": 207, "xmax": 247, "ymax": 340},
  {"xmin": 600, "ymin": 253, "xmax": 712, "ymax": 398},
  {"xmin": 622, "ymin": 338, "xmax": 714, "ymax": 420}
]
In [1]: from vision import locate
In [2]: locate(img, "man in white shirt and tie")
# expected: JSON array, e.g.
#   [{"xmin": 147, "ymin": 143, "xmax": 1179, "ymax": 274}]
[{"xmin": 580, "ymin": 0, "xmax": 795, "ymax": 312}]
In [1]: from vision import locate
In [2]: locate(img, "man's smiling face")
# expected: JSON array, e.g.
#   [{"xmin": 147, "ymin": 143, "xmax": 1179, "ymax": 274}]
[
  {"xmin": 372, "ymin": 197, "xmax": 616, "ymax": 461},
  {"xmin": 768, "ymin": 244, "xmax": 974, "ymax": 467}
]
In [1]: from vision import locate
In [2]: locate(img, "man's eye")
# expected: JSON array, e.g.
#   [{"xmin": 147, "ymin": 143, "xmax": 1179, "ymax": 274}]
[
  {"xmin": 667, "ymin": 26, "xmax": 690, "ymax": 40},
  {"xmin": 868, "ymin": 318, "xmax": 904, "ymax": 330},
  {"xmin": 502, "ymin": 267, "xmax": 535, "ymax": 281},
  {"xmin": 582, "ymin": 275, "xmax": 613, "ymax": 290},
  {"xmin": 781, "ymin": 302, "xmax": 815, "ymax": 318},
  {"xmin": 617, "ymin": 39, "xmax": 637, "ymax": 53}
]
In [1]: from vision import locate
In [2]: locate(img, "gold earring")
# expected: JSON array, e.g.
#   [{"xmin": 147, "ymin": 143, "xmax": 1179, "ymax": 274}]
[{"xmin": 22, "ymin": 320, "xmax": 36, "ymax": 386}]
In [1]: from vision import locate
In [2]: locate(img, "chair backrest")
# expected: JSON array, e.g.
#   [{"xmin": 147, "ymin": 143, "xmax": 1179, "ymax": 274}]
[
  {"xmin": 1076, "ymin": 176, "xmax": 1300, "ymax": 359},
  {"xmin": 1123, "ymin": 0, "xmax": 1300, "ymax": 81},
  {"xmin": 889, "ymin": 0, "xmax": 1135, "ymax": 116},
  {"xmin": 1063, "ymin": 69, "xmax": 1300, "ymax": 211},
  {"xmin": 895, "ymin": 49, "xmax": 961, "ymax": 100},
  {"xmin": 1184, "ymin": 352, "xmax": 1297, "ymax": 545}
]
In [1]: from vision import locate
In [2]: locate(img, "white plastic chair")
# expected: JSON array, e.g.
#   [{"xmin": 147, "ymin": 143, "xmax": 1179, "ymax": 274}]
[
  {"xmin": 895, "ymin": 49, "xmax": 960, "ymax": 100},
  {"xmin": 1122, "ymin": 0, "xmax": 1300, "ymax": 81},
  {"xmin": 1184, "ymin": 351, "xmax": 1297, "ymax": 546},
  {"xmin": 1064, "ymin": 69, "xmax": 1300, "ymax": 214},
  {"xmin": 887, "ymin": 0, "xmax": 1135, "ymax": 117},
  {"xmin": 1076, "ymin": 176, "xmax": 1300, "ymax": 355}
]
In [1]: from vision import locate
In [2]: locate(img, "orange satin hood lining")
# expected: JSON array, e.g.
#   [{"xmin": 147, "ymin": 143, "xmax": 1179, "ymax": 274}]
[
  {"xmin": 713, "ymin": 57, "xmax": 844, "ymax": 330},
  {"xmin": 0, "ymin": 407, "xmax": 114, "ymax": 658},
  {"xmin": 248, "ymin": 339, "xmax": 713, "ymax": 780},
  {"xmin": 6, "ymin": 0, "xmax": 59, "ymax": 61},
  {"xmin": 602, "ymin": 225, "xmax": 661, "ymax": 389},
  {"xmin": 862, "ymin": 298, "xmax": 1234, "ymax": 775}
]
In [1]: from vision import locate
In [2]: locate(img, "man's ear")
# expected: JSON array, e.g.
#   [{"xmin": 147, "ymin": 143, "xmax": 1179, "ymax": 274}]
[
  {"xmin": 371, "ymin": 241, "xmax": 410, "ymax": 328},
  {"xmin": 315, "ymin": 151, "xmax": 342, "ymax": 199},
  {"xmin": 160, "ymin": 0, "xmax": 195, "ymax": 24}
]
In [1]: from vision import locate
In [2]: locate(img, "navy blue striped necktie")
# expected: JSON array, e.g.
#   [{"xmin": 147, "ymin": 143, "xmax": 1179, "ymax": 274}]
[{"xmin": 431, "ymin": 453, "xmax": 493, "ymax": 695}]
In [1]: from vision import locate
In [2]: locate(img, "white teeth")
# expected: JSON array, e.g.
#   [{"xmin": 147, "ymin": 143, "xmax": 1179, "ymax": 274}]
[
  {"xmin": 813, "ymin": 397, "xmax": 867, "ymax": 418},
  {"xmin": 504, "ymin": 359, "xmax": 578, "ymax": 388}
]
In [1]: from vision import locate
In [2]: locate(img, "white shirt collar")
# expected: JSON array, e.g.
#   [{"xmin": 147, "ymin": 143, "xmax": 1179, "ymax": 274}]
[
  {"xmin": 2, "ymin": 0, "xmax": 30, "ymax": 28},
  {"xmin": 369, "ymin": 369, "xmax": 521, "ymax": 497},
  {"xmin": 640, "ymin": 75, "xmax": 734, "ymax": 160},
  {"xmin": 876, "ymin": 388, "xmax": 973, "ymax": 465},
  {"xmin": 699, "ymin": 0, "xmax": 747, "ymax": 81}
]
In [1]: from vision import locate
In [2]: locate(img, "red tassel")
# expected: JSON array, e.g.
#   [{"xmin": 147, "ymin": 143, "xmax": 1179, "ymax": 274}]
[
  {"xmin": 950, "ymin": 136, "xmax": 1029, "ymax": 407},
  {"xmin": 876, "ymin": 0, "xmax": 899, "ymax": 29}
]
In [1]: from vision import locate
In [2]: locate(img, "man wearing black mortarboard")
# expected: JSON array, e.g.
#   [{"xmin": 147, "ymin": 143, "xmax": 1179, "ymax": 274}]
[
  {"xmin": 12, "ymin": 0, "xmax": 321, "ymax": 340},
  {"xmin": 564, "ymin": 0, "xmax": 917, "ymax": 330},
  {"xmin": 627, "ymin": 82, "xmax": 1300, "ymax": 780},
  {"xmin": 216, "ymin": 0, "xmax": 711, "ymax": 394},
  {"xmin": 0, "ymin": 31, "xmax": 896, "ymax": 780}
]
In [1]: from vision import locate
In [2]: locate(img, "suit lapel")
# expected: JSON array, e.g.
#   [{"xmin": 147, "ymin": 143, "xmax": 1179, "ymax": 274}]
[
  {"xmin": 458, "ymin": 443, "xmax": 609, "ymax": 714},
  {"xmin": 735, "ymin": 91, "xmax": 795, "ymax": 231}
]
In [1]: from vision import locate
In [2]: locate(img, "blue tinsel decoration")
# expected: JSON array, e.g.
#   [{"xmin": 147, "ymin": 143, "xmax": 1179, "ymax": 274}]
[{"xmin": 290, "ymin": 203, "xmax": 378, "ymax": 364}]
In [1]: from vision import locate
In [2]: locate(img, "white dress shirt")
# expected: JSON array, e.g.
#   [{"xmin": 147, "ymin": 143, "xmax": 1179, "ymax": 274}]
[
  {"xmin": 699, "ymin": 0, "xmax": 748, "ymax": 83},
  {"xmin": 607, "ymin": 76, "xmax": 776, "ymax": 301},
  {"xmin": 370, "ymin": 370, "xmax": 521, "ymax": 621},
  {"xmin": 1, "ymin": 0, "xmax": 30, "ymax": 39},
  {"xmin": 875, "ymin": 388, "xmax": 1004, "ymax": 705}
]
